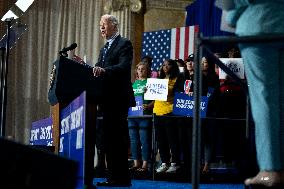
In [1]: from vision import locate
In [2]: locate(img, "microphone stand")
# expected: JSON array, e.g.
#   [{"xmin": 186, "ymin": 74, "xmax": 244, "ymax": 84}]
[
  {"xmin": 0, "ymin": 47, "xmax": 5, "ymax": 135},
  {"xmin": 0, "ymin": 17, "xmax": 13, "ymax": 137}
]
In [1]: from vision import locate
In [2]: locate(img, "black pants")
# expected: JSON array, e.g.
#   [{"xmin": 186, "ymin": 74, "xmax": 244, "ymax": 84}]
[
  {"xmin": 155, "ymin": 115, "xmax": 181, "ymax": 164},
  {"xmin": 84, "ymin": 103, "xmax": 97, "ymax": 186},
  {"xmin": 101, "ymin": 102, "xmax": 130, "ymax": 181},
  {"xmin": 179, "ymin": 117, "xmax": 192, "ymax": 170}
]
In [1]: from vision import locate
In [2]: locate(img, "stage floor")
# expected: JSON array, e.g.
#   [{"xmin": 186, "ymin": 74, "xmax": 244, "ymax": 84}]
[{"xmin": 94, "ymin": 178, "xmax": 244, "ymax": 189}]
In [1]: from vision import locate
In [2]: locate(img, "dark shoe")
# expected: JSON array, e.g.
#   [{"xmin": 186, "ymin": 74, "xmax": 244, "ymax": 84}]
[
  {"xmin": 244, "ymin": 171, "xmax": 284, "ymax": 187},
  {"xmin": 96, "ymin": 179, "xmax": 131, "ymax": 187}
]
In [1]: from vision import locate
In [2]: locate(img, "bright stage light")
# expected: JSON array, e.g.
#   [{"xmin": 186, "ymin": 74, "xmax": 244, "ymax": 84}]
[
  {"xmin": 1, "ymin": 11, "xmax": 19, "ymax": 21},
  {"xmin": 15, "ymin": 0, "xmax": 35, "ymax": 12},
  {"xmin": 1, "ymin": 0, "xmax": 35, "ymax": 21}
]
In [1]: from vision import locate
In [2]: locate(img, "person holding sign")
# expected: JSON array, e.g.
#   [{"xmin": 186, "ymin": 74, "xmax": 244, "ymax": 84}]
[
  {"xmin": 184, "ymin": 54, "xmax": 195, "ymax": 95},
  {"xmin": 175, "ymin": 54, "xmax": 208, "ymax": 97},
  {"xmin": 217, "ymin": 0, "xmax": 284, "ymax": 187},
  {"xmin": 175, "ymin": 54, "xmax": 209, "ymax": 175},
  {"xmin": 153, "ymin": 59, "xmax": 181, "ymax": 174},
  {"xmin": 93, "ymin": 14, "xmax": 135, "ymax": 187},
  {"xmin": 128, "ymin": 62, "xmax": 153, "ymax": 173}
]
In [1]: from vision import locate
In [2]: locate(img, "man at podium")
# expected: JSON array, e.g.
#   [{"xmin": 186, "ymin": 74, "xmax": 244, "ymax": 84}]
[{"xmin": 92, "ymin": 14, "xmax": 135, "ymax": 187}]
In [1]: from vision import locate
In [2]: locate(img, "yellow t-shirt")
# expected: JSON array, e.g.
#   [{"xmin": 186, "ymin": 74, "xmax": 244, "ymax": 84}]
[{"xmin": 153, "ymin": 78, "xmax": 177, "ymax": 116}]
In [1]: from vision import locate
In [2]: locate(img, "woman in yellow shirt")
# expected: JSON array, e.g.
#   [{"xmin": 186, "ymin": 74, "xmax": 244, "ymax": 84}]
[{"xmin": 154, "ymin": 59, "xmax": 181, "ymax": 173}]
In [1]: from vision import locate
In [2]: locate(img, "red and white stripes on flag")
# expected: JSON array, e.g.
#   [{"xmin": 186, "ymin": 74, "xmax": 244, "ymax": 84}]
[
  {"xmin": 142, "ymin": 25, "xmax": 199, "ymax": 71},
  {"xmin": 170, "ymin": 25, "xmax": 199, "ymax": 60}
]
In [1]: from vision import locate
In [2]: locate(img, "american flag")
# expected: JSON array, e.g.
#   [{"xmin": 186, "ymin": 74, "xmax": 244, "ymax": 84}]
[{"xmin": 142, "ymin": 25, "xmax": 199, "ymax": 71}]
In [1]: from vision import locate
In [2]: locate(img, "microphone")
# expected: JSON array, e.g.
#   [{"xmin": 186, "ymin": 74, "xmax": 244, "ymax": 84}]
[{"xmin": 60, "ymin": 43, "xmax": 77, "ymax": 54}]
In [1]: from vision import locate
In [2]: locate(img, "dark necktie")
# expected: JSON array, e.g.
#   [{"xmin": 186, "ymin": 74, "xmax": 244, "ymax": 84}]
[{"xmin": 102, "ymin": 42, "xmax": 109, "ymax": 62}]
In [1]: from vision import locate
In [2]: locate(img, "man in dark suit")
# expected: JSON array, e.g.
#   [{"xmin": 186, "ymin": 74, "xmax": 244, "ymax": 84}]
[{"xmin": 93, "ymin": 14, "xmax": 135, "ymax": 187}]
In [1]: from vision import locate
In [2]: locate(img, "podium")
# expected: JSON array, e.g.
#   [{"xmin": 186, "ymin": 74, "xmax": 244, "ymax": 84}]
[
  {"xmin": 48, "ymin": 56, "xmax": 102, "ymax": 106},
  {"xmin": 48, "ymin": 56, "xmax": 102, "ymax": 187}
]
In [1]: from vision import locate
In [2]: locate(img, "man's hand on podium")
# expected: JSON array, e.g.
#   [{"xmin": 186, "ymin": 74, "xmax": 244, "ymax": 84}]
[
  {"xmin": 72, "ymin": 55, "xmax": 85, "ymax": 64},
  {"xmin": 93, "ymin": 66, "xmax": 105, "ymax": 77}
]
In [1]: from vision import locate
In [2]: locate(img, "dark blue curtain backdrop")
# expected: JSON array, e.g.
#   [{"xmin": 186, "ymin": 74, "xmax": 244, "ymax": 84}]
[
  {"xmin": 185, "ymin": 0, "xmax": 233, "ymax": 37},
  {"xmin": 185, "ymin": 0, "xmax": 235, "ymax": 54}
]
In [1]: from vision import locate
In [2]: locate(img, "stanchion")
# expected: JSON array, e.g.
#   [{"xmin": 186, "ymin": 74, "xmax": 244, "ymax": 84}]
[
  {"xmin": 191, "ymin": 34, "xmax": 202, "ymax": 189},
  {"xmin": 0, "ymin": 18, "xmax": 13, "ymax": 137}
]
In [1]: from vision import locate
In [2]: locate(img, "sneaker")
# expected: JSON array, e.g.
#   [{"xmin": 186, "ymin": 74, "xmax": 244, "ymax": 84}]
[
  {"xmin": 156, "ymin": 163, "xmax": 168, "ymax": 173},
  {"xmin": 166, "ymin": 163, "xmax": 180, "ymax": 173}
]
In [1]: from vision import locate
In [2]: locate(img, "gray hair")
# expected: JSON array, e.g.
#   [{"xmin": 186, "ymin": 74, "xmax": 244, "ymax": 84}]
[{"xmin": 102, "ymin": 14, "xmax": 119, "ymax": 28}]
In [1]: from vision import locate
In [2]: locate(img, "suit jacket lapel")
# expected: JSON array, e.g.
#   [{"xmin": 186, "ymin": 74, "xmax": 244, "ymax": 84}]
[{"xmin": 105, "ymin": 35, "xmax": 121, "ymax": 59}]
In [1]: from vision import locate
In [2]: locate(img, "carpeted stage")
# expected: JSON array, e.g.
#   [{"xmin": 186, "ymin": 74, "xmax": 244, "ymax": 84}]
[{"xmin": 94, "ymin": 178, "xmax": 244, "ymax": 189}]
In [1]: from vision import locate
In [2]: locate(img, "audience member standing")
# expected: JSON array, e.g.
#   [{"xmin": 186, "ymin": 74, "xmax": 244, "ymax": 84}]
[
  {"xmin": 201, "ymin": 56, "xmax": 220, "ymax": 174},
  {"xmin": 154, "ymin": 59, "xmax": 181, "ymax": 174},
  {"xmin": 175, "ymin": 54, "xmax": 208, "ymax": 175},
  {"xmin": 128, "ymin": 62, "xmax": 153, "ymax": 173},
  {"xmin": 142, "ymin": 55, "xmax": 159, "ymax": 78}
]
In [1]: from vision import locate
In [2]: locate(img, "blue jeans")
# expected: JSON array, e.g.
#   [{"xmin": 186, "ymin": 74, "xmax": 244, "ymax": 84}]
[{"xmin": 128, "ymin": 118, "xmax": 152, "ymax": 161}]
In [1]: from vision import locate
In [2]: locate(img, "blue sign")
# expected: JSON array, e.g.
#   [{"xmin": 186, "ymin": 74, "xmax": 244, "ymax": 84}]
[
  {"xmin": 59, "ymin": 106, "xmax": 71, "ymax": 157},
  {"xmin": 30, "ymin": 117, "xmax": 53, "ymax": 146},
  {"xmin": 173, "ymin": 93, "xmax": 208, "ymax": 118},
  {"xmin": 59, "ymin": 91, "xmax": 86, "ymax": 188},
  {"xmin": 69, "ymin": 95, "xmax": 85, "ymax": 188},
  {"xmin": 128, "ymin": 96, "xmax": 143, "ymax": 116}
]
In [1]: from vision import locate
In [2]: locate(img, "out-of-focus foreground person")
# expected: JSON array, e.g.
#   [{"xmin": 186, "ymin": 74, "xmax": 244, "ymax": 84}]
[{"xmin": 217, "ymin": 0, "xmax": 284, "ymax": 187}]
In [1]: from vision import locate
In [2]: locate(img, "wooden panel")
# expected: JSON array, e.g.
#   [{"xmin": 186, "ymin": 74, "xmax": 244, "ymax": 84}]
[
  {"xmin": 51, "ymin": 104, "xmax": 60, "ymax": 154},
  {"xmin": 131, "ymin": 11, "xmax": 144, "ymax": 81}
]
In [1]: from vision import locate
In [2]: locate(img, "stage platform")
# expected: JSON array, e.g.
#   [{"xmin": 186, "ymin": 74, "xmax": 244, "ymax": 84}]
[{"xmin": 94, "ymin": 178, "xmax": 244, "ymax": 189}]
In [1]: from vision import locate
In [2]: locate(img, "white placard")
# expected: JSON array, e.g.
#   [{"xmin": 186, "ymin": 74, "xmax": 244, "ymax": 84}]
[
  {"xmin": 219, "ymin": 58, "xmax": 244, "ymax": 80},
  {"xmin": 144, "ymin": 78, "xmax": 169, "ymax": 101}
]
